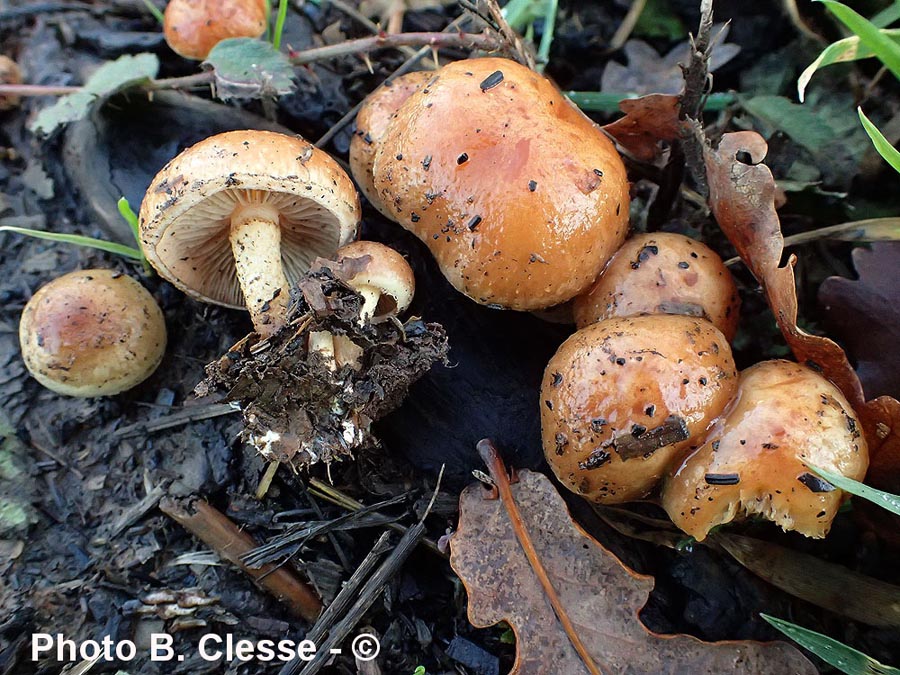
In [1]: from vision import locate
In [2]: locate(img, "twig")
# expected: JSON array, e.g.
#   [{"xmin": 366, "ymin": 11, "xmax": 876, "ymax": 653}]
[
  {"xmin": 307, "ymin": 478, "xmax": 445, "ymax": 557},
  {"xmin": 160, "ymin": 496, "xmax": 322, "ymax": 621},
  {"xmin": 103, "ymin": 483, "xmax": 167, "ymax": 540},
  {"xmin": 315, "ymin": 13, "xmax": 470, "ymax": 148},
  {"xmin": 289, "ymin": 30, "xmax": 501, "ymax": 66},
  {"xmin": 283, "ymin": 469, "xmax": 443, "ymax": 675},
  {"xmin": 609, "ymin": 0, "xmax": 648, "ymax": 51},
  {"xmin": 477, "ymin": 439, "xmax": 604, "ymax": 675},
  {"xmin": 112, "ymin": 402, "xmax": 239, "ymax": 439}
]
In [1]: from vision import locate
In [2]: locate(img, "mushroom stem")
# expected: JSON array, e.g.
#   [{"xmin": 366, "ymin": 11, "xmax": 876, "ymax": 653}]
[
  {"xmin": 357, "ymin": 285, "xmax": 381, "ymax": 324},
  {"xmin": 230, "ymin": 205, "xmax": 290, "ymax": 337},
  {"xmin": 308, "ymin": 330, "xmax": 336, "ymax": 370}
]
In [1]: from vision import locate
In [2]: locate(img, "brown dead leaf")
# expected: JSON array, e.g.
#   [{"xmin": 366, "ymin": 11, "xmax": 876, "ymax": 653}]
[
  {"xmin": 602, "ymin": 94, "xmax": 684, "ymax": 162},
  {"xmin": 449, "ymin": 442, "xmax": 815, "ymax": 675},
  {"xmin": 704, "ymin": 131, "xmax": 866, "ymax": 410},
  {"xmin": 819, "ymin": 242, "xmax": 900, "ymax": 401}
]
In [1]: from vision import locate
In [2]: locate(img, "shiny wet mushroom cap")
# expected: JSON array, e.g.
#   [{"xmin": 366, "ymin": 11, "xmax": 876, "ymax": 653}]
[
  {"xmin": 139, "ymin": 129, "xmax": 359, "ymax": 337},
  {"xmin": 19, "ymin": 269, "xmax": 167, "ymax": 397},
  {"xmin": 372, "ymin": 57, "xmax": 630, "ymax": 311},
  {"xmin": 164, "ymin": 0, "xmax": 267, "ymax": 60},
  {"xmin": 541, "ymin": 314, "xmax": 738, "ymax": 504},
  {"xmin": 349, "ymin": 71, "xmax": 433, "ymax": 217},
  {"xmin": 573, "ymin": 232, "xmax": 740, "ymax": 341},
  {"xmin": 661, "ymin": 359, "xmax": 869, "ymax": 540}
]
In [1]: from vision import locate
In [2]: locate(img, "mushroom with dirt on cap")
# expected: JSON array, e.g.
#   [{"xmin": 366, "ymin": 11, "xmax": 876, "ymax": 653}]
[
  {"xmin": 163, "ymin": 0, "xmax": 268, "ymax": 60},
  {"xmin": 19, "ymin": 269, "xmax": 167, "ymax": 397},
  {"xmin": 371, "ymin": 56, "xmax": 630, "ymax": 311},
  {"xmin": 573, "ymin": 232, "xmax": 740, "ymax": 340},
  {"xmin": 541, "ymin": 314, "xmax": 738, "ymax": 504},
  {"xmin": 349, "ymin": 71, "xmax": 433, "ymax": 217},
  {"xmin": 139, "ymin": 129, "xmax": 359, "ymax": 338},
  {"xmin": 661, "ymin": 359, "xmax": 869, "ymax": 540},
  {"xmin": 308, "ymin": 240, "xmax": 416, "ymax": 369}
]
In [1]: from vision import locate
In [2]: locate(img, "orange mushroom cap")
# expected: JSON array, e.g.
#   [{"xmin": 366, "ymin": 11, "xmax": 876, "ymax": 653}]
[
  {"xmin": 336, "ymin": 240, "xmax": 415, "ymax": 319},
  {"xmin": 164, "ymin": 0, "xmax": 267, "ymax": 61},
  {"xmin": 541, "ymin": 315, "xmax": 738, "ymax": 504},
  {"xmin": 573, "ymin": 232, "xmax": 740, "ymax": 340},
  {"xmin": 349, "ymin": 71, "xmax": 433, "ymax": 217},
  {"xmin": 662, "ymin": 360, "xmax": 869, "ymax": 540},
  {"xmin": 19, "ymin": 270, "xmax": 167, "ymax": 397},
  {"xmin": 372, "ymin": 57, "xmax": 630, "ymax": 311}
]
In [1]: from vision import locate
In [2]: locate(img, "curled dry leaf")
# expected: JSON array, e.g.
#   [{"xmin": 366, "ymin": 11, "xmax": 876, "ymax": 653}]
[
  {"xmin": 703, "ymin": 131, "xmax": 865, "ymax": 409},
  {"xmin": 602, "ymin": 94, "xmax": 683, "ymax": 163},
  {"xmin": 449, "ymin": 449, "xmax": 815, "ymax": 674}
]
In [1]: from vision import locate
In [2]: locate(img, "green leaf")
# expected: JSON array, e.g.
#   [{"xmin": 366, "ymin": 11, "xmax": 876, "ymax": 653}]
[
  {"xmin": 204, "ymin": 38, "xmax": 295, "ymax": 100},
  {"xmin": 798, "ymin": 30, "xmax": 900, "ymax": 102},
  {"xmin": 741, "ymin": 95, "xmax": 836, "ymax": 155},
  {"xmin": 30, "ymin": 53, "xmax": 159, "ymax": 136},
  {"xmin": 0, "ymin": 226, "xmax": 145, "ymax": 260},
  {"xmin": 116, "ymin": 196, "xmax": 142, "ymax": 248},
  {"xmin": 809, "ymin": 464, "xmax": 900, "ymax": 517},
  {"xmin": 633, "ymin": 0, "xmax": 685, "ymax": 40},
  {"xmin": 761, "ymin": 615, "xmax": 900, "ymax": 675},
  {"xmin": 818, "ymin": 0, "xmax": 900, "ymax": 80},
  {"xmin": 859, "ymin": 107, "xmax": 900, "ymax": 173},
  {"xmin": 272, "ymin": 0, "xmax": 289, "ymax": 50}
]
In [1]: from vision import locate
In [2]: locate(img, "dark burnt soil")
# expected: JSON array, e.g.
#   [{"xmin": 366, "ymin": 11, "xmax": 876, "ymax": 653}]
[{"xmin": 1, "ymin": 1, "xmax": 899, "ymax": 674}]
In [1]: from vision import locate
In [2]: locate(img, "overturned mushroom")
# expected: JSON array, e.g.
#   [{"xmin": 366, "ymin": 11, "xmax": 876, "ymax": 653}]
[
  {"xmin": 573, "ymin": 232, "xmax": 740, "ymax": 340},
  {"xmin": 372, "ymin": 57, "xmax": 630, "ymax": 310},
  {"xmin": 308, "ymin": 240, "xmax": 415, "ymax": 369},
  {"xmin": 541, "ymin": 315, "xmax": 738, "ymax": 503},
  {"xmin": 164, "ymin": 0, "xmax": 267, "ymax": 60},
  {"xmin": 19, "ymin": 269, "xmax": 166, "ymax": 397},
  {"xmin": 662, "ymin": 360, "xmax": 869, "ymax": 540},
  {"xmin": 139, "ymin": 130, "xmax": 359, "ymax": 338},
  {"xmin": 349, "ymin": 71, "xmax": 432, "ymax": 216},
  {"xmin": 0, "ymin": 55, "xmax": 22, "ymax": 111}
]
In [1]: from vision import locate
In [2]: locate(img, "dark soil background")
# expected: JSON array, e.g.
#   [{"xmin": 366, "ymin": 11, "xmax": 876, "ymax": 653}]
[{"xmin": 1, "ymin": 1, "xmax": 899, "ymax": 673}]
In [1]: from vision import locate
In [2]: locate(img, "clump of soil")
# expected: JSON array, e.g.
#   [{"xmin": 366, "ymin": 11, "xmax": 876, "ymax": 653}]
[{"xmin": 198, "ymin": 258, "xmax": 448, "ymax": 468}]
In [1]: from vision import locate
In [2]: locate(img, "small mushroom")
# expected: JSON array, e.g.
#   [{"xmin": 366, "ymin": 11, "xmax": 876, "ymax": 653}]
[
  {"xmin": 163, "ymin": 0, "xmax": 267, "ymax": 60},
  {"xmin": 139, "ymin": 130, "xmax": 359, "ymax": 338},
  {"xmin": 19, "ymin": 269, "xmax": 167, "ymax": 397},
  {"xmin": 541, "ymin": 315, "xmax": 738, "ymax": 503},
  {"xmin": 0, "ymin": 55, "xmax": 22, "ymax": 111},
  {"xmin": 661, "ymin": 359, "xmax": 869, "ymax": 540},
  {"xmin": 372, "ymin": 57, "xmax": 630, "ymax": 311},
  {"xmin": 573, "ymin": 232, "xmax": 740, "ymax": 340},
  {"xmin": 349, "ymin": 71, "xmax": 433, "ymax": 216},
  {"xmin": 309, "ymin": 240, "xmax": 415, "ymax": 369}
]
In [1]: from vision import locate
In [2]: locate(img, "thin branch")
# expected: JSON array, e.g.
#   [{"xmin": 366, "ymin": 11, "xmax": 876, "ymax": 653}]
[
  {"xmin": 477, "ymin": 439, "xmax": 604, "ymax": 675},
  {"xmin": 160, "ymin": 496, "xmax": 322, "ymax": 621}
]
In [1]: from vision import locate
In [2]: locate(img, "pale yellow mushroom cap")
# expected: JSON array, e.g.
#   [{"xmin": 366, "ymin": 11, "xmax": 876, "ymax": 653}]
[
  {"xmin": 336, "ymin": 240, "xmax": 415, "ymax": 318},
  {"xmin": 19, "ymin": 269, "xmax": 167, "ymax": 397}
]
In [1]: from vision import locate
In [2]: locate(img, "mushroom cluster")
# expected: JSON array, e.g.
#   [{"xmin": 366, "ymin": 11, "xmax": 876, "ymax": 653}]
[
  {"xmin": 351, "ymin": 57, "xmax": 631, "ymax": 311},
  {"xmin": 19, "ymin": 269, "xmax": 166, "ymax": 397},
  {"xmin": 541, "ymin": 226, "xmax": 869, "ymax": 538}
]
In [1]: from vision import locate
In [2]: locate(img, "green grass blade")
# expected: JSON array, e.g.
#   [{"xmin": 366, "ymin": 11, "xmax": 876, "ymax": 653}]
[
  {"xmin": 272, "ymin": 0, "xmax": 289, "ymax": 51},
  {"xmin": 819, "ymin": 1, "xmax": 900, "ymax": 80},
  {"xmin": 808, "ymin": 464, "xmax": 900, "ymax": 517},
  {"xmin": 536, "ymin": 0, "xmax": 558, "ymax": 71},
  {"xmin": 871, "ymin": 1, "xmax": 900, "ymax": 28},
  {"xmin": 797, "ymin": 32, "xmax": 900, "ymax": 101},
  {"xmin": 0, "ymin": 226, "xmax": 144, "ymax": 260},
  {"xmin": 139, "ymin": 0, "xmax": 164, "ymax": 24},
  {"xmin": 859, "ymin": 107, "xmax": 900, "ymax": 173},
  {"xmin": 116, "ymin": 196, "xmax": 142, "ymax": 248},
  {"xmin": 762, "ymin": 615, "xmax": 900, "ymax": 675}
]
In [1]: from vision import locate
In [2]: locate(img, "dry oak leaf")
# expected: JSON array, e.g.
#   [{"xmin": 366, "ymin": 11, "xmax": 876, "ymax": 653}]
[
  {"xmin": 602, "ymin": 94, "xmax": 684, "ymax": 163},
  {"xmin": 449, "ymin": 469, "xmax": 815, "ymax": 674},
  {"xmin": 704, "ymin": 131, "xmax": 866, "ymax": 410}
]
